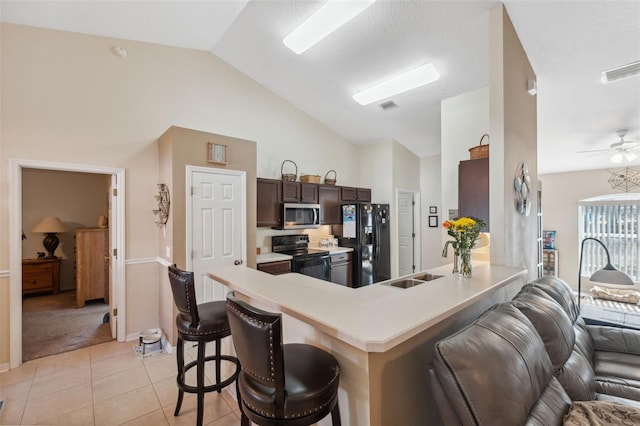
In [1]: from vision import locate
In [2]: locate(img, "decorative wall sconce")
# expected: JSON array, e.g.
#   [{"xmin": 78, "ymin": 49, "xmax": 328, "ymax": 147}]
[
  {"xmin": 153, "ymin": 184, "xmax": 170, "ymax": 228},
  {"xmin": 514, "ymin": 162, "xmax": 532, "ymax": 216}
]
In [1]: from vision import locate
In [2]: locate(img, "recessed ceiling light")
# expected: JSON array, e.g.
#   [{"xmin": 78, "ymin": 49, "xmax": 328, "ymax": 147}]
[
  {"xmin": 283, "ymin": 0, "xmax": 376, "ymax": 55},
  {"xmin": 353, "ymin": 63, "xmax": 440, "ymax": 106},
  {"xmin": 601, "ymin": 60, "xmax": 640, "ymax": 84}
]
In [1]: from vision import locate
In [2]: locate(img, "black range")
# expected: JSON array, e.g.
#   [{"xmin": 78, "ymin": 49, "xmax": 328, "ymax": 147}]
[{"xmin": 272, "ymin": 234, "xmax": 330, "ymax": 282}]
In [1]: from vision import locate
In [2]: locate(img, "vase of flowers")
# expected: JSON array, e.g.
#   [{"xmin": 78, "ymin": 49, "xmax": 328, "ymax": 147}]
[{"xmin": 443, "ymin": 217, "xmax": 486, "ymax": 278}]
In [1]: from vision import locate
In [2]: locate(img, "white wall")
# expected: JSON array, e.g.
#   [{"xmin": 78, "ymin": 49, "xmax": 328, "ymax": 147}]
[
  {"xmin": 420, "ymin": 155, "xmax": 442, "ymax": 269},
  {"xmin": 540, "ymin": 169, "xmax": 636, "ymax": 290}
]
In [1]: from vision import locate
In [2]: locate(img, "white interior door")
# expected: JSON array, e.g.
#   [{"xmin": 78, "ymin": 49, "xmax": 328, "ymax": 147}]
[
  {"xmin": 108, "ymin": 175, "xmax": 117, "ymax": 339},
  {"xmin": 189, "ymin": 167, "xmax": 246, "ymax": 303},
  {"xmin": 398, "ymin": 191, "xmax": 415, "ymax": 276}
]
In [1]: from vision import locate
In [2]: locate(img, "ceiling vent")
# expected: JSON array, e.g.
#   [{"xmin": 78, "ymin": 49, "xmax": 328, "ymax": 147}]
[
  {"xmin": 379, "ymin": 100, "xmax": 398, "ymax": 111},
  {"xmin": 602, "ymin": 61, "xmax": 640, "ymax": 84}
]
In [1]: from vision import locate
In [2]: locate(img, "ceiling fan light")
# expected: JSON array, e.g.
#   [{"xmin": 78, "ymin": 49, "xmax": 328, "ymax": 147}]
[
  {"xmin": 610, "ymin": 152, "xmax": 624, "ymax": 163},
  {"xmin": 283, "ymin": 0, "xmax": 376, "ymax": 54},
  {"xmin": 353, "ymin": 63, "xmax": 440, "ymax": 106},
  {"xmin": 625, "ymin": 151, "xmax": 638, "ymax": 162}
]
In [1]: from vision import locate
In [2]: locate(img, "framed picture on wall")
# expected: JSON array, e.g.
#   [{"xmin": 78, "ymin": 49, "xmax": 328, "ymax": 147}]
[
  {"xmin": 429, "ymin": 206, "xmax": 437, "ymax": 214},
  {"xmin": 428, "ymin": 215, "xmax": 438, "ymax": 227}
]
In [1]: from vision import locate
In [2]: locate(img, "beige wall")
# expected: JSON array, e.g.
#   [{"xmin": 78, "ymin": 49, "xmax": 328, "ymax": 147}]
[
  {"xmin": 420, "ymin": 155, "xmax": 442, "ymax": 269},
  {"xmin": 539, "ymin": 169, "xmax": 632, "ymax": 290},
  {"xmin": 489, "ymin": 5, "xmax": 538, "ymax": 282},
  {"xmin": 22, "ymin": 169, "xmax": 110, "ymax": 291},
  {"xmin": 0, "ymin": 23, "xmax": 359, "ymax": 367}
]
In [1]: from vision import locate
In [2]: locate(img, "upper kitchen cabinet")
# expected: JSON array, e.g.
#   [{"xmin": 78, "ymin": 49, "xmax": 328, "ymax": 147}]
[
  {"xmin": 282, "ymin": 182, "xmax": 318, "ymax": 204},
  {"xmin": 341, "ymin": 187, "xmax": 371, "ymax": 202},
  {"xmin": 318, "ymin": 185, "xmax": 341, "ymax": 224},
  {"xmin": 458, "ymin": 158, "xmax": 489, "ymax": 231},
  {"xmin": 257, "ymin": 178, "xmax": 282, "ymax": 227}
]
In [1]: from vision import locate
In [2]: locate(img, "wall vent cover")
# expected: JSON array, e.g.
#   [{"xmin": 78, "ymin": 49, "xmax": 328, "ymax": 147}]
[{"xmin": 379, "ymin": 100, "xmax": 398, "ymax": 110}]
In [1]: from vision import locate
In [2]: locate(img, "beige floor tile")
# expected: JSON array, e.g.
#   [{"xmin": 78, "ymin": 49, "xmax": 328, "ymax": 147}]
[
  {"xmin": 34, "ymin": 347, "xmax": 91, "ymax": 379},
  {"xmin": 143, "ymin": 354, "xmax": 176, "ymax": 383},
  {"xmin": 35, "ymin": 404, "xmax": 95, "ymax": 425},
  {"xmin": 0, "ymin": 397, "xmax": 26, "ymax": 426},
  {"xmin": 151, "ymin": 376, "xmax": 180, "ymax": 409},
  {"xmin": 162, "ymin": 391, "xmax": 233, "ymax": 426},
  {"xmin": 220, "ymin": 389, "xmax": 239, "ymax": 412},
  {"xmin": 0, "ymin": 380, "xmax": 31, "ymax": 403},
  {"xmin": 29, "ymin": 364, "xmax": 91, "ymax": 400},
  {"xmin": 0, "ymin": 361, "xmax": 37, "ymax": 387},
  {"xmin": 120, "ymin": 408, "xmax": 169, "ymax": 426},
  {"xmin": 93, "ymin": 384, "xmax": 160, "ymax": 426},
  {"xmin": 206, "ymin": 411, "xmax": 241, "ymax": 426},
  {"xmin": 91, "ymin": 352, "xmax": 142, "ymax": 381},
  {"xmin": 21, "ymin": 382, "xmax": 92, "ymax": 425},
  {"xmin": 92, "ymin": 365, "xmax": 151, "ymax": 403},
  {"xmin": 90, "ymin": 340, "xmax": 133, "ymax": 364}
]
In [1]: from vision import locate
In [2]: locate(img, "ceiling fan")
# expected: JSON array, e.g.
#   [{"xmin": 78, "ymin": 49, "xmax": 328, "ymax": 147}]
[{"xmin": 578, "ymin": 130, "xmax": 639, "ymax": 163}]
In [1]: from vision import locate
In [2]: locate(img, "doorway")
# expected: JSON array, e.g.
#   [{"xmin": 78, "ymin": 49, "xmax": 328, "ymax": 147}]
[
  {"xmin": 186, "ymin": 166, "xmax": 247, "ymax": 303},
  {"xmin": 9, "ymin": 159, "xmax": 125, "ymax": 369}
]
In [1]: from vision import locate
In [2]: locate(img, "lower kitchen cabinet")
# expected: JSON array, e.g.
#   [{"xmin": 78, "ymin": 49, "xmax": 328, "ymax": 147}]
[
  {"xmin": 257, "ymin": 260, "xmax": 291, "ymax": 275},
  {"xmin": 330, "ymin": 252, "xmax": 352, "ymax": 287}
]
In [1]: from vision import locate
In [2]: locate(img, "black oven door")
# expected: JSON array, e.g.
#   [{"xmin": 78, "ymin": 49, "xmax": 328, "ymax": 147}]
[{"xmin": 292, "ymin": 254, "xmax": 331, "ymax": 282}]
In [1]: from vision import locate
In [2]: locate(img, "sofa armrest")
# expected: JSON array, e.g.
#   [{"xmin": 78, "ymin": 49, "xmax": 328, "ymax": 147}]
[{"xmin": 587, "ymin": 324, "xmax": 640, "ymax": 355}]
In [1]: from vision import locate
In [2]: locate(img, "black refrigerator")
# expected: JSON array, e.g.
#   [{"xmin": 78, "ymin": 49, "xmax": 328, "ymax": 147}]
[{"xmin": 338, "ymin": 203, "xmax": 390, "ymax": 287}]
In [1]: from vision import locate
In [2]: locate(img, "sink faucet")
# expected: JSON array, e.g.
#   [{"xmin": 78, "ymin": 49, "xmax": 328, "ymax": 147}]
[{"xmin": 442, "ymin": 240, "xmax": 459, "ymax": 274}]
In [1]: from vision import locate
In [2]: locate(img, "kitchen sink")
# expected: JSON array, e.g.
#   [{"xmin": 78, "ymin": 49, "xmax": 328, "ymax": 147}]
[{"xmin": 381, "ymin": 273, "xmax": 444, "ymax": 289}]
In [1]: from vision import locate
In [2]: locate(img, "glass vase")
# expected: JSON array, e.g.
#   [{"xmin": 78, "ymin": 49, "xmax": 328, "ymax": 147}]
[{"xmin": 460, "ymin": 249, "xmax": 472, "ymax": 278}]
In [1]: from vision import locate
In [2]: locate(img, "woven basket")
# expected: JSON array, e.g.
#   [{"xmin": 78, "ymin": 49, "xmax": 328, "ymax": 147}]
[
  {"xmin": 469, "ymin": 134, "xmax": 490, "ymax": 159},
  {"xmin": 300, "ymin": 174, "xmax": 321, "ymax": 184},
  {"xmin": 281, "ymin": 160, "xmax": 297, "ymax": 182},
  {"xmin": 324, "ymin": 170, "xmax": 337, "ymax": 185}
]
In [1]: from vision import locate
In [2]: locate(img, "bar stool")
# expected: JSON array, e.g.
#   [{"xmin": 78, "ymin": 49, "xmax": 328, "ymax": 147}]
[
  {"xmin": 226, "ymin": 292, "xmax": 341, "ymax": 426},
  {"xmin": 168, "ymin": 265, "xmax": 240, "ymax": 426}
]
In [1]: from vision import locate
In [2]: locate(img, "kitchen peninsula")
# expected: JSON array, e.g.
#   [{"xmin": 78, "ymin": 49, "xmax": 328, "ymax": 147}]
[{"xmin": 209, "ymin": 263, "xmax": 527, "ymax": 425}]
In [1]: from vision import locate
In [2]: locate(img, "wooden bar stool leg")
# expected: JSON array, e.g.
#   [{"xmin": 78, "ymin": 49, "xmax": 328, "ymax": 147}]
[
  {"xmin": 331, "ymin": 403, "xmax": 342, "ymax": 426},
  {"xmin": 215, "ymin": 338, "xmax": 222, "ymax": 392},
  {"xmin": 196, "ymin": 340, "xmax": 206, "ymax": 426},
  {"xmin": 174, "ymin": 338, "xmax": 185, "ymax": 416}
]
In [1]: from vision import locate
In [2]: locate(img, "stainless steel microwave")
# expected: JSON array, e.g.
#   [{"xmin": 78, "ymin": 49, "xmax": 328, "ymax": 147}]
[{"xmin": 280, "ymin": 203, "xmax": 321, "ymax": 229}]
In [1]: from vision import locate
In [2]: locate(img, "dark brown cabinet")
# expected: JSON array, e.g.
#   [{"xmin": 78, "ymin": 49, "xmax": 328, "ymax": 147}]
[
  {"xmin": 282, "ymin": 182, "xmax": 318, "ymax": 203},
  {"xmin": 458, "ymin": 157, "xmax": 489, "ymax": 231},
  {"xmin": 330, "ymin": 252, "xmax": 352, "ymax": 287},
  {"xmin": 257, "ymin": 260, "xmax": 291, "ymax": 275},
  {"xmin": 319, "ymin": 185, "xmax": 341, "ymax": 224},
  {"xmin": 257, "ymin": 178, "xmax": 282, "ymax": 227},
  {"xmin": 341, "ymin": 187, "xmax": 371, "ymax": 202}
]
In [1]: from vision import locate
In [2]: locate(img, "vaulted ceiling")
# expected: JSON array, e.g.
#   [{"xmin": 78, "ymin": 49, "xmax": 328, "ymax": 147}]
[{"xmin": 2, "ymin": 0, "xmax": 639, "ymax": 174}]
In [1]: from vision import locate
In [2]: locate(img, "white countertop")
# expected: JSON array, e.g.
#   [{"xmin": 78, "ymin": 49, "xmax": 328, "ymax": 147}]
[
  {"xmin": 255, "ymin": 253, "xmax": 292, "ymax": 264},
  {"xmin": 208, "ymin": 262, "xmax": 526, "ymax": 352},
  {"xmin": 256, "ymin": 246, "xmax": 353, "ymax": 264}
]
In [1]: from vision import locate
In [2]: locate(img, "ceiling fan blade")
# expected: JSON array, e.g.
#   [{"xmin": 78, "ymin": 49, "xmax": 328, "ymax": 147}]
[{"xmin": 577, "ymin": 148, "xmax": 610, "ymax": 154}]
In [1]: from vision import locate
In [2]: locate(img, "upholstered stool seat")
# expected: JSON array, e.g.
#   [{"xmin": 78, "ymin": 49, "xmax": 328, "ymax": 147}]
[
  {"xmin": 226, "ymin": 292, "xmax": 341, "ymax": 426},
  {"xmin": 168, "ymin": 265, "xmax": 239, "ymax": 426}
]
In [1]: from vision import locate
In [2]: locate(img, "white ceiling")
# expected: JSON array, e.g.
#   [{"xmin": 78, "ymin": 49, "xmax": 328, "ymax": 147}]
[{"xmin": 2, "ymin": 0, "xmax": 639, "ymax": 174}]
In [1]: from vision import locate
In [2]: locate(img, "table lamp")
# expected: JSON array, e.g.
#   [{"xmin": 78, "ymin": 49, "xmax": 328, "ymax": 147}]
[
  {"xmin": 32, "ymin": 217, "xmax": 68, "ymax": 259},
  {"xmin": 577, "ymin": 237, "xmax": 634, "ymax": 310}
]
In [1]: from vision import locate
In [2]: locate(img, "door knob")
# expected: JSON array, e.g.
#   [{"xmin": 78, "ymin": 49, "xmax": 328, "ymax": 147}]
[{"xmin": 234, "ymin": 260, "xmax": 243, "ymax": 265}]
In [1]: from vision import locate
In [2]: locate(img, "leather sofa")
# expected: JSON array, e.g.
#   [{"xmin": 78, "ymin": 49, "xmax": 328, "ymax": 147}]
[{"xmin": 429, "ymin": 276, "xmax": 640, "ymax": 425}]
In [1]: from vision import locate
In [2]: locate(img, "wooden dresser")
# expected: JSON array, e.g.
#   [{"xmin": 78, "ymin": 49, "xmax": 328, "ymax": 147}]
[
  {"xmin": 22, "ymin": 258, "xmax": 61, "ymax": 295},
  {"xmin": 75, "ymin": 227, "xmax": 109, "ymax": 308}
]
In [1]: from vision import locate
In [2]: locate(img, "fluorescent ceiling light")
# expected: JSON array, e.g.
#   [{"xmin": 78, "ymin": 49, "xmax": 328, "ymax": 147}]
[
  {"xmin": 601, "ymin": 61, "xmax": 640, "ymax": 84},
  {"xmin": 283, "ymin": 0, "xmax": 376, "ymax": 54},
  {"xmin": 353, "ymin": 63, "xmax": 440, "ymax": 106}
]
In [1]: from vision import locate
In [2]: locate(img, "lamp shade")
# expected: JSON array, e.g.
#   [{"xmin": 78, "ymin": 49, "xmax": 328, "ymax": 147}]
[
  {"xmin": 590, "ymin": 265, "xmax": 634, "ymax": 286},
  {"xmin": 32, "ymin": 217, "xmax": 67, "ymax": 234}
]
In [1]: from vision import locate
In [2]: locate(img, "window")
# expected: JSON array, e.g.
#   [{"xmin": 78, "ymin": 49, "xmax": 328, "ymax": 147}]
[{"xmin": 579, "ymin": 194, "xmax": 640, "ymax": 282}]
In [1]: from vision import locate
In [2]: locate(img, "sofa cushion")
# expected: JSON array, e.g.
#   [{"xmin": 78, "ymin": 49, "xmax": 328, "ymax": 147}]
[
  {"xmin": 433, "ymin": 303, "xmax": 571, "ymax": 425},
  {"xmin": 533, "ymin": 277, "xmax": 581, "ymax": 323},
  {"xmin": 513, "ymin": 288, "xmax": 598, "ymax": 401},
  {"xmin": 594, "ymin": 351, "xmax": 640, "ymax": 401}
]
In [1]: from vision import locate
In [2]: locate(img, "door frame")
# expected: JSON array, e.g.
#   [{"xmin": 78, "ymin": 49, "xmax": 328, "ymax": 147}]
[
  {"xmin": 396, "ymin": 189, "xmax": 421, "ymax": 276},
  {"xmin": 185, "ymin": 165, "xmax": 247, "ymax": 274},
  {"xmin": 9, "ymin": 158, "xmax": 126, "ymax": 369}
]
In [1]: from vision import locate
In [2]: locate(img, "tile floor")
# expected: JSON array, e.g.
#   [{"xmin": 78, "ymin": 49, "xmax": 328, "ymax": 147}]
[{"xmin": 0, "ymin": 340, "xmax": 242, "ymax": 425}]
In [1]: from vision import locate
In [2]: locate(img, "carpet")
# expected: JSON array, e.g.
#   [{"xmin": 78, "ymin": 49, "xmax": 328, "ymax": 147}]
[{"xmin": 22, "ymin": 291, "xmax": 112, "ymax": 361}]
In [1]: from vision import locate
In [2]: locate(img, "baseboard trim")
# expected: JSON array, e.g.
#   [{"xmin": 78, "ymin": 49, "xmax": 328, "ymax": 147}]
[{"xmin": 0, "ymin": 362, "xmax": 9, "ymax": 373}]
